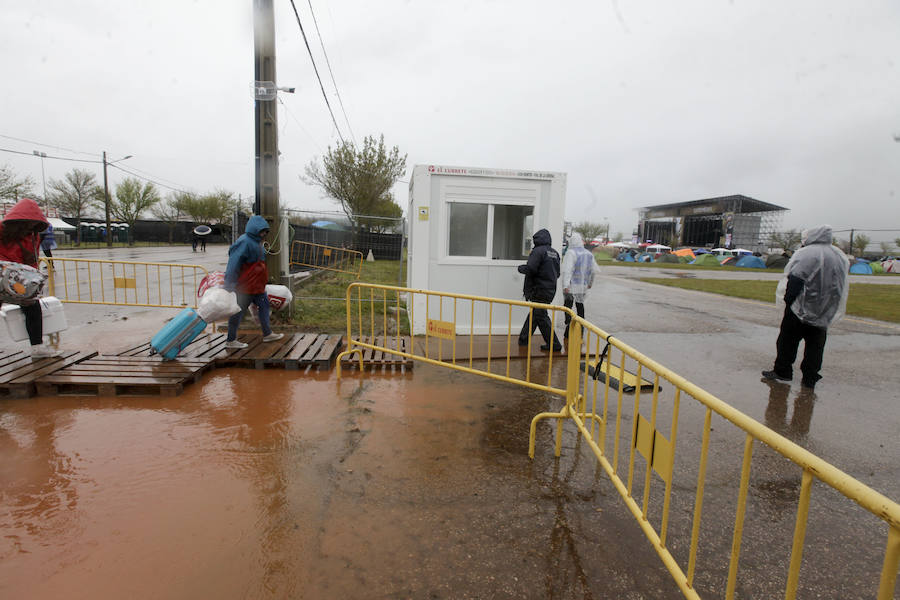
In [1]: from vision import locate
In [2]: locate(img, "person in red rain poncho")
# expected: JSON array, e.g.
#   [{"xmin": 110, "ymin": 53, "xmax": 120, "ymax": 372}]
[{"xmin": 0, "ymin": 198, "xmax": 60, "ymax": 357}]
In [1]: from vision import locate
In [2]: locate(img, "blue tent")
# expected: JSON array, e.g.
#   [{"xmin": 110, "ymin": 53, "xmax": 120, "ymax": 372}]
[
  {"xmin": 636, "ymin": 252, "xmax": 654, "ymax": 262},
  {"xmin": 617, "ymin": 251, "xmax": 635, "ymax": 262},
  {"xmin": 311, "ymin": 220, "xmax": 345, "ymax": 230},
  {"xmin": 694, "ymin": 248, "xmax": 710, "ymax": 254},
  {"xmin": 735, "ymin": 255, "xmax": 766, "ymax": 269},
  {"xmin": 850, "ymin": 262, "xmax": 873, "ymax": 275}
]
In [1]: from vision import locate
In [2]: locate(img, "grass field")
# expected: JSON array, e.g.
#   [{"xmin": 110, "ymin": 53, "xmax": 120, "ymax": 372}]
[
  {"xmin": 290, "ymin": 258, "xmax": 406, "ymax": 333},
  {"xmin": 638, "ymin": 278, "xmax": 900, "ymax": 324}
]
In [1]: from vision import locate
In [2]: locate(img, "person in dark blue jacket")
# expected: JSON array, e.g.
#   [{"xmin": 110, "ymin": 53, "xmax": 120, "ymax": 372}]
[
  {"xmin": 223, "ymin": 215, "xmax": 284, "ymax": 348},
  {"xmin": 517, "ymin": 228, "xmax": 563, "ymax": 351}
]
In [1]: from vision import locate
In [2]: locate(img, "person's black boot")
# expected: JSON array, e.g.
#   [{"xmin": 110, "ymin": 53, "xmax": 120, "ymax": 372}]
[{"xmin": 761, "ymin": 370, "xmax": 791, "ymax": 382}]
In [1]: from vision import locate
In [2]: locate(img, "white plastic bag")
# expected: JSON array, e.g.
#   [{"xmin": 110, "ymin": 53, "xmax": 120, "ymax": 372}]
[
  {"xmin": 265, "ymin": 284, "xmax": 293, "ymax": 311},
  {"xmin": 197, "ymin": 288, "xmax": 241, "ymax": 322}
]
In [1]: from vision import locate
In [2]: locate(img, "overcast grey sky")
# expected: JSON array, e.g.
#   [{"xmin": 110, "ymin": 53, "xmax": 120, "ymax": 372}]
[{"xmin": 2, "ymin": 1, "xmax": 898, "ymax": 244}]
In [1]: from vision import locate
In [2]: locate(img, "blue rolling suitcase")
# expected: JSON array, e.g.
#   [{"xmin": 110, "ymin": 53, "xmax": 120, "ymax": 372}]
[{"xmin": 150, "ymin": 308, "xmax": 207, "ymax": 360}]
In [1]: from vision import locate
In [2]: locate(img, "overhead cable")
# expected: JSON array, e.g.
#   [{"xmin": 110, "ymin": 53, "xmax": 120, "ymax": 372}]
[
  {"xmin": 287, "ymin": 0, "xmax": 346, "ymax": 143},
  {"xmin": 306, "ymin": 0, "xmax": 356, "ymax": 143}
]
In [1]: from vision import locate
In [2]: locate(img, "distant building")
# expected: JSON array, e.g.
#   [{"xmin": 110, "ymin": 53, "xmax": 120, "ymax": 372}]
[{"xmin": 636, "ymin": 195, "xmax": 787, "ymax": 251}]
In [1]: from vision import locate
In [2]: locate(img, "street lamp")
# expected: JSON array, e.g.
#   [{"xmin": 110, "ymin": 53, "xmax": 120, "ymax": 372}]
[
  {"xmin": 32, "ymin": 151, "xmax": 47, "ymax": 209},
  {"xmin": 102, "ymin": 152, "xmax": 133, "ymax": 247}
]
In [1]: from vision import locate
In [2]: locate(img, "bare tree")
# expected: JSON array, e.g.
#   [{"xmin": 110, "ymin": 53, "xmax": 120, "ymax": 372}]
[
  {"xmin": 151, "ymin": 193, "xmax": 186, "ymax": 244},
  {"xmin": 47, "ymin": 169, "xmax": 101, "ymax": 246},
  {"xmin": 770, "ymin": 229, "xmax": 802, "ymax": 251},
  {"xmin": 879, "ymin": 241, "xmax": 892, "ymax": 256},
  {"xmin": 0, "ymin": 164, "xmax": 36, "ymax": 202},
  {"xmin": 110, "ymin": 177, "xmax": 161, "ymax": 245}
]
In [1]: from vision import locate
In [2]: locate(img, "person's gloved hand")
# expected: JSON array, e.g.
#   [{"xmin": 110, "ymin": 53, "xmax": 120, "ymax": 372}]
[{"xmin": 517, "ymin": 264, "xmax": 527, "ymax": 274}]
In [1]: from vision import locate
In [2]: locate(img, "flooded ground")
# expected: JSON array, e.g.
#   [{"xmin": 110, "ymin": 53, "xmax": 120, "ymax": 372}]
[
  {"xmin": 1, "ymin": 365, "xmax": 684, "ymax": 599},
  {"xmin": 1, "ymin": 247, "xmax": 898, "ymax": 598}
]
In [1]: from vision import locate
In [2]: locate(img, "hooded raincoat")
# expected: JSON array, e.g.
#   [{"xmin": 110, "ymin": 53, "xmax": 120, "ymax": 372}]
[
  {"xmin": 561, "ymin": 232, "xmax": 600, "ymax": 302},
  {"xmin": 775, "ymin": 225, "xmax": 849, "ymax": 328},
  {"xmin": 224, "ymin": 215, "xmax": 270, "ymax": 294},
  {"xmin": 517, "ymin": 228, "xmax": 560, "ymax": 301},
  {"xmin": 0, "ymin": 198, "xmax": 49, "ymax": 267}
]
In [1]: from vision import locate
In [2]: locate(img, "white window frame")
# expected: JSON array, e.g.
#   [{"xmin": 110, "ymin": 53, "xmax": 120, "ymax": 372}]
[{"xmin": 439, "ymin": 179, "xmax": 537, "ymax": 265}]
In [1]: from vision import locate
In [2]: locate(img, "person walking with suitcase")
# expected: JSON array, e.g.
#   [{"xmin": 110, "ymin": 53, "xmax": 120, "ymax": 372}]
[
  {"xmin": 223, "ymin": 215, "xmax": 284, "ymax": 349},
  {"xmin": 0, "ymin": 198, "xmax": 60, "ymax": 357}
]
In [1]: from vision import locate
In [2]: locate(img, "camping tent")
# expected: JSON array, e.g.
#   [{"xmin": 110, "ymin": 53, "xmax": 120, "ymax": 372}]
[
  {"xmin": 870, "ymin": 261, "xmax": 884, "ymax": 274},
  {"xmin": 646, "ymin": 244, "xmax": 671, "ymax": 252},
  {"xmin": 691, "ymin": 253, "xmax": 722, "ymax": 266},
  {"xmin": 636, "ymin": 252, "xmax": 654, "ymax": 262},
  {"xmin": 711, "ymin": 248, "xmax": 734, "ymax": 257},
  {"xmin": 311, "ymin": 220, "xmax": 345, "ymax": 230},
  {"xmin": 658, "ymin": 254, "xmax": 680, "ymax": 263},
  {"xmin": 766, "ymin": 254, "xmax": 789, "ymax": 269},
  {"xmin": 720, "ymin": 256, "xmax": 738, "ymax": 266},
  {"xmin": 733, "ymin": 248, "xmax": 753, "ymax": 256},
  {"xmin": 673, "ymin": 248, "xmax": 695, "ymax": 259},
  {"xmin": 694, "ymin": 248, "xmax": 710, "ymax": 254},
  {"xmin": 735, "ymin": 255, "xmax": 766, "ymax": 269},
  {"xmin": 882, "ymin": 259, "xmax": 900, "ymax": 274},
  {"xmin": 617, "ymin": 251, "xmax": 635, "ymax": 262},
  {"xmin": 849, "ymin": 262, "xmax": 873, "ymax": 275}
]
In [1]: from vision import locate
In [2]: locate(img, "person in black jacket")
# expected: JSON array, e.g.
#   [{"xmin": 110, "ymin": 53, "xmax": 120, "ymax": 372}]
[{"xmin": 517, "ymin": 228, "xmax": 563, "ymax": 351}]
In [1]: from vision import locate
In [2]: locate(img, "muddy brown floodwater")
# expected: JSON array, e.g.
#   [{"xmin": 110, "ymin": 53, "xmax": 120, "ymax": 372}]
[{"xmin": 0, "ymin": 363, "xmax": 681, "ymax": 600}]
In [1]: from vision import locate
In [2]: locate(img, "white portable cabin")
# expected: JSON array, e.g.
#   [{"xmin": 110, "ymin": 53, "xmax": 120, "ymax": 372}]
[{"xmin": 406, "ymin": 164, "xmax": 567, "ymax": 334}]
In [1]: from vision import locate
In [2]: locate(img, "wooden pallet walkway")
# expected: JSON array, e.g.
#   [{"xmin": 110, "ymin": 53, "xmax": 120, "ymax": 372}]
[
  {"xmin": 340, "ymin": 336, "xmax": 414, "ymax": 371},
  {"xmin": 0, "ymin": 349, "xmax": 98, "ymax": 398},
  {"xmin": 114, "ymin": 332, "xmax": 344, "ymax": 370},
  {"xmin": 35, "ymin": 355, "xmax": 214, "ymax": 397}
]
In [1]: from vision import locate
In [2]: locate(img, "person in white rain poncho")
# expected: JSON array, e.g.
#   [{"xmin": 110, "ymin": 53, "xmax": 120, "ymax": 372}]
[
  {"xmin": 561, "ymin": 232, "xmax": 601, "ymax": 339},
  {"xmin": 762, "ymin": 225, "xmax": 849, "ymax": 389}
]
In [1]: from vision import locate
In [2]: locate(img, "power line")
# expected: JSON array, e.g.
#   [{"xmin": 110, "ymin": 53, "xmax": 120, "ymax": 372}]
[
  {"xmin": 0, "ymin": 134, "xmax": 97, "ymax": 157},
  {"xmin": 287, "ymin": 0, "xmax": 345, "ymax": 143},
  {"xmin": 306, "ymin": 0, "xmax": 356, "ymax": 144},
  {"xmin": 108, "ymin": 162, "xmax": 196, "ymax": 195},
  {"xmin": 0, "ymin": 147, "xmax": 100, "ymax": 164}
]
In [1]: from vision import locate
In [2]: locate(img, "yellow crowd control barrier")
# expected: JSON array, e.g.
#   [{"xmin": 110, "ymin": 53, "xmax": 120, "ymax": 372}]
[
  {"xmin": 41, "ymin": 257, "xmax": 208, "ymax": 309},
  {"xmin": 336, "ymin": 283, "xmax": 900, "ymax": 599},
  {"xmin": 290, "ymin": 240, "xmax": 363, "ymax": 278}
]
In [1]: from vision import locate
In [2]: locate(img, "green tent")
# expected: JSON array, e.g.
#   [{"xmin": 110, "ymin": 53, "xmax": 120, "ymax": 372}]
[
  {"xmin": 691, "ymin": 253, "xmax": 722, "ymax": 267},
  {"xmin": 870, "ymin": 261, "xmax": 884, "ymax": 274},
  {"xmin": 657, "ymin": 254, "xmax": 680, "ymax": 263}
]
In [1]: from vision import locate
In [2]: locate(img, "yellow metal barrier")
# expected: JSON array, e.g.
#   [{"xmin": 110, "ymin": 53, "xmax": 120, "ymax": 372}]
[
  {"xmin": 336, "ymin": 283, "xmax": 900, "ymax": 599},
  {"xmin": 290, "ymin": 240, "xmax": 363, "ymax": 278},
  {"xmin": 41, "ymin": 257, "xmax": 208, "ymax": 308}
]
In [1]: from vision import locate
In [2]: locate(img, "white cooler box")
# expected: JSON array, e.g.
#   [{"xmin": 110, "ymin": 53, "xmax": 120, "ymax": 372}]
[{"xmin": 1, "ymin": 296, "xmax": 67, "ymax": 341}]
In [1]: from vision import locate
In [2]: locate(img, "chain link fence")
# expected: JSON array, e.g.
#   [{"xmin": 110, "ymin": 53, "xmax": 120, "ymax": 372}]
[{"xmin": 284, "ymin": 209, "xmax": 406, "ymax": 303}]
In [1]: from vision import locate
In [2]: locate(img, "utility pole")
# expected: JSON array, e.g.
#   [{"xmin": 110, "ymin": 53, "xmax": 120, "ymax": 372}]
[
  {"xmin": 254, "ymin": 0, "xmax": 285, "ymax": 282},
  {"xmin": 849, "ymin": 228, "xmax": 855, "ymax": 257},
  {"xmin": 103, "ymin": 151, "xmax": 112, "ymax": 248}
]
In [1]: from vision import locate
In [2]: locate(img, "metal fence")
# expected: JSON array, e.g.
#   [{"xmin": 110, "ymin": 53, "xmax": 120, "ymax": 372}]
[
  {"xmin": 41, "ymin": 257, "xmax": 208, "ymax": 309},
  {"xmin": 336, "ymin": 283, "xmax": 900, "ymax": 600},
  {"xmin": 289, "ymin": 241, "xmax": 363, "ymax": 278}
]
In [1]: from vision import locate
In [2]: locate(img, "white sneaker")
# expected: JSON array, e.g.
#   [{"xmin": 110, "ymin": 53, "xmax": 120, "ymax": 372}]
[
  {"xmin": 262, "ymin": 333, "xmax": 284, "ymax": 342},
  {"xmin": 31, "ymin": 344, "xmax": 62, "ymax": 358},
  {"xmin": 225, "ymin": 340, "xmax": 248, "ymax": 349}
]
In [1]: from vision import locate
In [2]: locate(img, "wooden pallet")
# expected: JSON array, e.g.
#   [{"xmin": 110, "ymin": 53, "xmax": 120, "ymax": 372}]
[
  {"xmin": 34, "ymin": 355, "xmax": 215, "ymax": 397},
  {"xmin": 340, "ymin": 336, "xmax": 414, "ymax": 371},
  {"xmin": 115, "ymin": 332, "xmax": 344, "ymax": 370},
  {"xmin": 0, "ymin": 349, "xmax": 98, "ymax": 398}
]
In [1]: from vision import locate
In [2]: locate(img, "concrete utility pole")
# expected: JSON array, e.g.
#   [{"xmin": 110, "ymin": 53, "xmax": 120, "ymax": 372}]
[
  {"xmin": 253, "ymin": 0, "xmax": 285, "ymax": 282},
  {"xmin": 103, "ymin": 152, "xmax": 112, "ymax": 248}
]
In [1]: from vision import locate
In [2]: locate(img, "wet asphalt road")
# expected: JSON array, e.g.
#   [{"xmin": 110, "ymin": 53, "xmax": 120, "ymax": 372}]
[{"xmin": 1, "ymin": 248, "xmax": 898, "ymax": 598}]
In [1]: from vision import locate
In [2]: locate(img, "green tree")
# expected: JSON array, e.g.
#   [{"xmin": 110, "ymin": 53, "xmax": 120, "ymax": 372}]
[
  {"xmin": 304, "ymin": 134, "xmax": 407, "ymax": 231},
  {"xmin": 0, "ymin": 164, "xmax": 35, "ymax": 201},
  {"xmin": 47, "ymin": 169, "xmax": 101, "ymax": 246},
  {"xmin": 573, "ymin": 221, "xmax": 607, "ymax": 243},
  {"xmin": 852, "ymin": 233, "xmax": 870, "ymax": 256},
  {"xmin": 110, "ymin": 177, "xmax": 161, "ymax": 245},
  {"xmin": 879, "ymin": 241, "xmax": 892, "ymax": 256}
]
